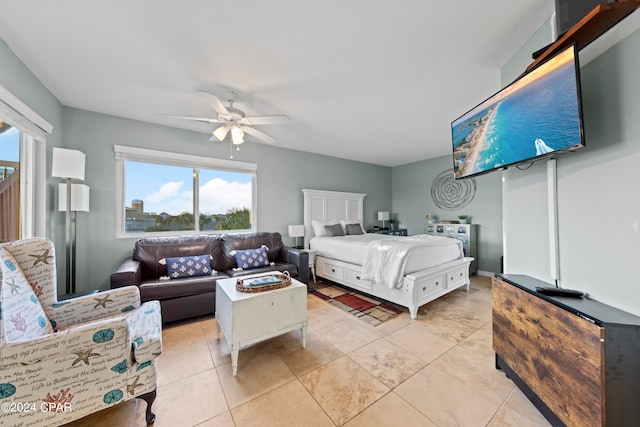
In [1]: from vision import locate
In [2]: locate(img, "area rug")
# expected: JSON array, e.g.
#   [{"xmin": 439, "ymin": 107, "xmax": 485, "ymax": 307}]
[{"xmin": 308, "ymin": 280, "xmax": 405, "ymax": 326}]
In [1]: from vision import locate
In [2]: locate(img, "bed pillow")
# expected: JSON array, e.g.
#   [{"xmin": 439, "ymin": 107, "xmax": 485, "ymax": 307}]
[
  {"xmin": 340, "ymin": 219, "xmax": 363, "ymax": 233},
  {"xmin": 324, "ymin": 223, "xmax": 345, "ymax": 237},
  {"xmin": 160, "ymin": 254, "xmax": 215, "ymax": 279},
  {"xmin": 345, "ymin": 223, "xmax": 365, "ymax": 235},
  {"xmin": 230, "ymin": 246, "xmax": 273, "ymax": 270},
  {"xmin": 312, "ymin": 219, "xmax": 339, "ymax": 237}
]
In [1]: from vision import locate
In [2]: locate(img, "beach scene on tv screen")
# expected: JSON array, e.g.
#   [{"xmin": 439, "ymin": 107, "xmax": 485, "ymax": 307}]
[{"xmin": 452, "ymin": 47, "xmax": 582, "ymax": 179}]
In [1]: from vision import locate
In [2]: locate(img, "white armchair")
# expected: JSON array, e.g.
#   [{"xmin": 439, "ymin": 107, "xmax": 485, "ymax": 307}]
[{"xmin": 0, "ymin": 237, "xmax": 162, "ymax": 426}]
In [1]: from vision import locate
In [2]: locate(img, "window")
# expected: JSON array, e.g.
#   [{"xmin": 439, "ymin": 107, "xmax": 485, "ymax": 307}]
[
  {"xmin": 115, "ymin": 145, "xmax": 257, "ymax": 237},
  {"xmin": 0, "ymin": 122, "xmax": 20, "ymax": 242},
  {"xmin": 0, "ymin": 84, "xmax": 51, "ymax": 241}
]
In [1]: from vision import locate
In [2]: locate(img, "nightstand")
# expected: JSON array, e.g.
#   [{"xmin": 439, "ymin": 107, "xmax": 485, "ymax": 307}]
[
  {"xmin": 306, "ymin": 249, "xmax": 317, "ymax": 282},
  {"xmin": 369, "ymin": 228, "xmax": 408, "ymax": 236}
]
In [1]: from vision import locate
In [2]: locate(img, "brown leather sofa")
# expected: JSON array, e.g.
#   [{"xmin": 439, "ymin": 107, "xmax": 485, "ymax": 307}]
[{"xmin": 110, "ymin": 232, "xmax": 308, "ymax": 323}]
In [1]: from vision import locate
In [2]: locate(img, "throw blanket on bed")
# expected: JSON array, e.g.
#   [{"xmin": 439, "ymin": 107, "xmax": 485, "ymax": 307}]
[{"xmin": 361, "ymin": 235, "xmax": 463, "ymax": 289}]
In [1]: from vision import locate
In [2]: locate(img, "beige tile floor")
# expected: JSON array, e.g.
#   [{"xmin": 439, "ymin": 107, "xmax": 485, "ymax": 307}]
[{"xmin": 66, "ymin": 275, "xmax": 551, "ymax": 427}]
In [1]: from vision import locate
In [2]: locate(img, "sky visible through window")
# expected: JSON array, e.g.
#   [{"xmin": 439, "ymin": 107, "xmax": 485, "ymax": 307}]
[
  {"xmin": 0, "ymin": 127, "xmax": 19, "ymax": 161},
  {"xmin": 125, "ymin": 160, "xmax": 252, "ymax": 216}
]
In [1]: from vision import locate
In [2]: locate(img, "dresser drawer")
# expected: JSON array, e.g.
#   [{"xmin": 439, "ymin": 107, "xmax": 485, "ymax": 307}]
[
  {"xmin": 446, "ymin": 266, "xmax": 468, "ymax": 287},
  {"xmin": 417, "ymin": 275, "xmax": 444, "ymax": 298}
]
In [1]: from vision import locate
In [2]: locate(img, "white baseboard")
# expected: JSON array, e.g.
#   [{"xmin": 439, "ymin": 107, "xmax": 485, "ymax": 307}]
[{"xmin": 476, "ymin": 270, "xmax": 494, "ymax": 278}]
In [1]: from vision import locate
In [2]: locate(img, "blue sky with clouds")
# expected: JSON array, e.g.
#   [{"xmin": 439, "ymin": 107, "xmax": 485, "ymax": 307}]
[
  {"xmin": 126, "ymin": 160, "xmax": 251, "ymax": 215},
  {"xmin": 1, "ymin": 128, "xmax": 251, "ymax": 216}
]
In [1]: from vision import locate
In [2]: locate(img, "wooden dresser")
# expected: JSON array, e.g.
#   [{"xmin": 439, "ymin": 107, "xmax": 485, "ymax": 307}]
[{"xmin": 492, "ymin": 274, "xmax": 640, "ymax": 426}]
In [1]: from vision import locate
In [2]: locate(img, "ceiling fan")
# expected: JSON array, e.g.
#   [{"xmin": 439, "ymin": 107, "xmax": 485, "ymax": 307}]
[{"xmin": 168, "ymin": 91, "xmax": 289, "ymax": 146}]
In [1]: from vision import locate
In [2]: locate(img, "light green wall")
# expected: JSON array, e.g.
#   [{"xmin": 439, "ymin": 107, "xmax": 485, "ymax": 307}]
[
  {"xmin": 387, "ymin": 25, "xmax": 555, "ymax": 276},
  {"xmin": 0, "ymin": 37, "xmax": 64, "ymax": 240},
  {"xmin": 1, "ymin": 35, "xmax": 391, "ymax": 293},
  {"xmin": 0, "ymin": 39, "xmax": 63, "ymax": 133},
  {"xmin": 500, "ymin": 18, "xmax": 555, "ymax": 281},
  {"xmin": 501, "ymin": 19, "xmax": 553, "ymax": 86},
  {"xmin": 61, "ymin": 107, "xmax": 391, "ymax": 291},
  {"xmin": 502, "ymin": 14, "xmax": 640, "ymax": 316},
  {"xmin": 391, "ymin": 155, "xmax": 502, "ymax": 273}
]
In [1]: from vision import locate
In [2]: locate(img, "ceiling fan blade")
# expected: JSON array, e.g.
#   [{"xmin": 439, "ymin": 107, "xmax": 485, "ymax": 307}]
[
  {"xmin": 196, "ymin": 91, "xmax": 229, "ymax": 115},
  {"xmin": 241, "ymin": 126, "xmax": 276, "ymax": 144},
  {"xmin": 241, "ymin": 115, "xmax": 289, "ymax": 125},
  {"xmin": 161, "ymin": 114, "xmax": 222, "ymax": 124}
]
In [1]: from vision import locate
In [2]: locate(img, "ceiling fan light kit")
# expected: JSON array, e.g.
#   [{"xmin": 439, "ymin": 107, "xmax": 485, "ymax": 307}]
[
  {"xmin": 231, "ymin": 126, "xmax": 244, "ymax": 145},
  {"xmin": 168, "ymin": 90, "xmax": 289, "ymax": 156},
  {"xmin": 212, "ymin": 125, "xmax": 229, "ymax": 141}
]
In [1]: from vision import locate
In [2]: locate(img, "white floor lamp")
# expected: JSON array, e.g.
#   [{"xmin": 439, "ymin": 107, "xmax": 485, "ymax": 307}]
[
  {"xmin": 58, "ymin": 183, "xmax": 90, "ymax": 294},
  {"xmin": 52, "ymin": 148, "xmax": 86, "ymax": 295}
]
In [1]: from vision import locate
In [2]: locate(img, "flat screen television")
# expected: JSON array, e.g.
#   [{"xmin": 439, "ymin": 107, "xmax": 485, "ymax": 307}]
[{"xmin": 451, "ymin": 43, "xmax": 585, "ymax": 180}]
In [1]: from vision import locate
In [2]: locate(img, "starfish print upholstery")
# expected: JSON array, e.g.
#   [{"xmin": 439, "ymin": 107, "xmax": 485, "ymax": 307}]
[
  {"xmin": 93, "ymin": 294, "xmax": 114, "ymax": 309},
  {"xmin": 0, "ymin": 237, "xmax": 162, "ymax": 426},
  {"xmin": 6, "ymin": 278, "xmax": 20, "ymax": 295},
  {"xmin": 29, "ymin": 249, "xmax": 53, "ymax": 266},
  {"xmin": 71, "ymin": 349, "xmax": 101, "ymax": 366},
  {"xmin": 126, "ymin": 375, "xmax": 144, "ymax": 395}
]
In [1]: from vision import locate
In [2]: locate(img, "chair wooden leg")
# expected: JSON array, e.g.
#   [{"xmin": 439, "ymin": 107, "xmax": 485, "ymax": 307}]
[{"xmin": 137, "ymin": 388, "xmax": 157, "ymax": 426}]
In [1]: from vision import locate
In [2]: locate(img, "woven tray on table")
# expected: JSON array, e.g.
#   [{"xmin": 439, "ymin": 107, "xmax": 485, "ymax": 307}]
[{"xmin": 236, "ymin": 271, "xmax": 291, "ymax": 293}]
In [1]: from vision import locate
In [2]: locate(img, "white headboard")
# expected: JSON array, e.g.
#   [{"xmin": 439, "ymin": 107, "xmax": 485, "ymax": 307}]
[{"xmin": 302, "ymin": 189, "xmax": 366, "ymax": 248}]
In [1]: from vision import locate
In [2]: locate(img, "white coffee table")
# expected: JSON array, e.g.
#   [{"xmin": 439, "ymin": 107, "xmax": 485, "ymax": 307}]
[{"xmin": 215, "ymin": 274, "xmax": 308, "ymax": 376}]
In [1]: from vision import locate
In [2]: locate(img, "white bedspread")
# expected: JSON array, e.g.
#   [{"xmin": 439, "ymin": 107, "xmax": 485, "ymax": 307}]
[
  {"xmin": 310, "ymin": 234, "xmax": 384, "ymax": 265},
  {"xmin": 361, "ymin": 235, "xmax": 463, "ymax": 289},
  {"xmin": 310, "ymin": 234, "xmax": 463, "ymax": 289}
]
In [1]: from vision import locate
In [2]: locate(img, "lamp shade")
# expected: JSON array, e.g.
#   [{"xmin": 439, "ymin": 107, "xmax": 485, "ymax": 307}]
[
  {"xmin": 377, "ymin": 211, "xmax": 390, "ymax": 221},
  {"xmin": 58, "ymin": 183, "xmax": 90, "ymax": 212},
  {"xmin": 52, "ymin": 148, "xmax": 86, "ymax": 180},
  {"xmin": 288, "ymin": 224, "xmax": 305, "ymax": 238}
]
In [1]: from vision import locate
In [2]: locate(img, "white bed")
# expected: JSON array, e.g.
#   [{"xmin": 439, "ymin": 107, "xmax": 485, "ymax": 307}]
[{"xmin": 303, "ymin": 189, "xmax": 474, "ymax": 319}]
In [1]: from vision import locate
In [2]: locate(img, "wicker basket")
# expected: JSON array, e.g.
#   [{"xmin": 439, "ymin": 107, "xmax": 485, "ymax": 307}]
[{"xmin": 236, "ymin": 271, "xmax": 291, "ymax": 293}]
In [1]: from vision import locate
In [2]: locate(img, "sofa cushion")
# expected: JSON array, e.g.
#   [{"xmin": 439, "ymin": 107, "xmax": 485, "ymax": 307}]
[
  {"xmin": 134, "ymin": 235, "xmax": 223, "ymax": 280},
  {"xmin": 231, "ymin": 246, "xmax": 272, "ymax": 270},
  {"xmin": 221, "ymin": 232, "xmax": 284, "ymax": 271},
  {"xmin": 161, "ymin": 254, "xmax": 215, "ymax": 279},
  {"xmin": 139, "ymin": 272, "xmax": 228, "ymax": 301}
]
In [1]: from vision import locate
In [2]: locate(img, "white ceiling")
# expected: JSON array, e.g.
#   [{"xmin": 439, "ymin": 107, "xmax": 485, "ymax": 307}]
[{"xmin": 0, "ymin": 0, "xmax": 554, "ymax": 166}]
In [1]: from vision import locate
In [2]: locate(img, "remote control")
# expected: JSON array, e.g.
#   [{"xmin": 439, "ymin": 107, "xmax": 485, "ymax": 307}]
[{"xmin": 535, "ymin": 286, "xmax": 584, "ymax": 298}]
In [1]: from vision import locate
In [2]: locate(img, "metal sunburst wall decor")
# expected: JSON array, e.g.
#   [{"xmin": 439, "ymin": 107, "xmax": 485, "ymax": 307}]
[{"xmin": 431, "ymin": 169, "xmax": 476, "ymax": 210}]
